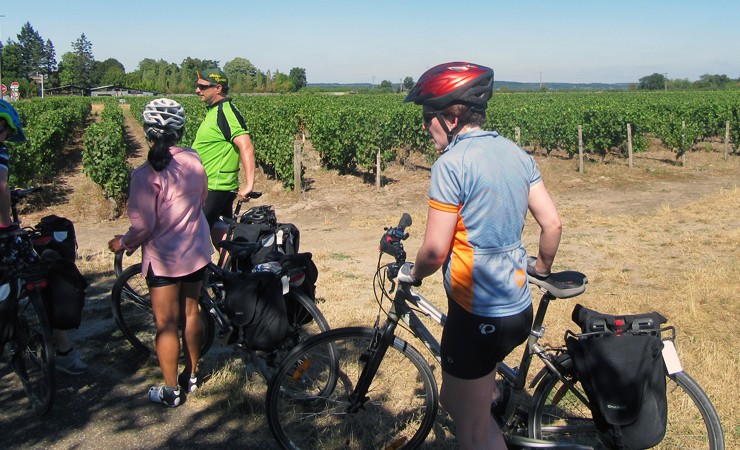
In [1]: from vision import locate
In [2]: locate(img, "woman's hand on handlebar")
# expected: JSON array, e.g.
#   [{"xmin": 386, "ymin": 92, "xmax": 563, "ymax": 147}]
[
  {"xmin": 108, "ymin": 235, "xmax": 125, "ymax": 253},
  {"xmin": 397, "ymin": 262, "xmax": 422, "ymax": 287}
]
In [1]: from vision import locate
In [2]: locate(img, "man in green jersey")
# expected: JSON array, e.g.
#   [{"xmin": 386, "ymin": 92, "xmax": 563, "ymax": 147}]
[{"xmin": 193, "ymin": 68, "xmax": 256, "ymax": 242}]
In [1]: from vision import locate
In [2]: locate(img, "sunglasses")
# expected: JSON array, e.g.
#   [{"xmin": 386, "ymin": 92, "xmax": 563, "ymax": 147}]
[
  {"xmin": 0, "ymin": 121, "xmax": 9, "ymax": 134},
  {"xmin": 196, "ymin": 83, "xmax": 216, "ymax": 91},
  {"xmin": 422, "ymin": 110, "xmax": 439, "ymax": 125}
]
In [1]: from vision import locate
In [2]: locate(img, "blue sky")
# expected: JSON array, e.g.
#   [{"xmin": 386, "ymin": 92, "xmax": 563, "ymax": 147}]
[{"xmin": 3, "ymin": 0, "xmax": 739, "ymax": 84}]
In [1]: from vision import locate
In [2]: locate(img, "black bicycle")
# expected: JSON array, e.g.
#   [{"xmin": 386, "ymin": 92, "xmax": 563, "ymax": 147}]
[
  {"xmin": 110, "ymin": 195, "xmax": 330, "ymax": 382},
  {"xmin": 264, "ymin": 213, "xmax": 724, "ymax": 449},
  {"xmin": 0, "ymin": 187, "xmax": 55, "ymax": 416}
]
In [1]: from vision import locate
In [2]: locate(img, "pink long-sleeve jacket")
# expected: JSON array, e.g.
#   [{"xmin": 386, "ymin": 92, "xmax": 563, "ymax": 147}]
[{"xmin": 121, "ymin": 146, "xmax": 212, "ymax": 277}]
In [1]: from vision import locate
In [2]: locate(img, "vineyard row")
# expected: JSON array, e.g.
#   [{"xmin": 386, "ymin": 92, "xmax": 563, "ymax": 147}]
[{"xmin": 12, "ymin": 91, "xmax": 740, "ymax": 191}]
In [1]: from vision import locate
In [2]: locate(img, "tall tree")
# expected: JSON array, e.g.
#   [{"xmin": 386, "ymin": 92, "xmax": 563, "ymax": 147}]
[
  {"xmin": 638, "ymin": 73, "xmax": 666, "ymax": 90},
  {"xmin": 695, "ymin": 74, "xmax": 732, "ymax": 90},
  {"xmin": 16, "ymin": 22, "xmax": 45, "ymax": 78},
  {"xmin": 42, "ymin": 39, "xmax": 58, "ymax": 87},
  {"xmin": 273, "ymin": 71, "xmax": 293, "ymax": 93},
  {"xmin": 402, "ymin": 76, "xmax": 415, "ymax": 91},
  {"xmin": 224, "ymin": 57, "xmax": 259, "ymax": 93},
  {"xmin": 288, "ymin": 67, "xmax": 307, "ymax": 91},
  {"xmin": 65, "ymin": 33, "xmax": 95, "ymax": 87},
  {"xmin": 94, "ymin": 58, "xmax": 126, "ymax": 86},
  {"xmin": 58, "ymin": 52, "xmax": 83, "ymax": 86},
  {"xmin": 0, "ymin": 42, "xmax": 23, "ymax": 83}
]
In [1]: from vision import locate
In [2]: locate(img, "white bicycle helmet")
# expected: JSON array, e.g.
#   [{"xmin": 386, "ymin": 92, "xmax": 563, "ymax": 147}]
[{"xmin": 142, "ymin": 98, "xmax": 186, "ymax": 140}]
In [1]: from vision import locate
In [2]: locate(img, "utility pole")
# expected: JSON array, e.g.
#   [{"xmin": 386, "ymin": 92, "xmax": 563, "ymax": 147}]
[{"xmin": 662, "ymin": 72, "xmax": 668, "ymax": 92}]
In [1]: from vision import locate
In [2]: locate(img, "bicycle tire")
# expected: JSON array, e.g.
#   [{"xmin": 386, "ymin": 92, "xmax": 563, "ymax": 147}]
[
  {"xmin": 112, "ymin": 249, "xmax": 141, "ymax": 278},
  {"xmin": 111, "ymin": 264, "xmax": 215, "ymax": 358},
  {"xmin": 529, "ymin": 359, "xmax": 725, "ymax": 449},
  {"xmin": 251, "ymin": 290, "xmax": 331, "ymax": 383},
  {"xmin": 266, "ymin": 327, "xmax": 438, "ymax": 450},
  {"xmin": 11, "ymin": 289, "xmax": 56, "ymax": 416}
]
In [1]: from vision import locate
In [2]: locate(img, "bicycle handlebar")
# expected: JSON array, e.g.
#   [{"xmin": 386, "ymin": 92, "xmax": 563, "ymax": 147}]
[
  {"xmin": 233, "ymin": 191, "xmax": 262, "ymax": 216},
  {"xmin": 379, "ymin": 213, "xmax": 412, "ymax": 261},
  {"xmin": 10, "ymin": 186, "xmax": 43, "ymax": 204},
  {"xmin": 377, "ymin": 213, "xmax": 587, "ymax": 299}
]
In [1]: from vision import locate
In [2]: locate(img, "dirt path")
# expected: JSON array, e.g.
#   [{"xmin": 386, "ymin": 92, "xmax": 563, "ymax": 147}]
[{"xmin": 1, "ymin": 103, "xmax": 737, "ymax": 449}]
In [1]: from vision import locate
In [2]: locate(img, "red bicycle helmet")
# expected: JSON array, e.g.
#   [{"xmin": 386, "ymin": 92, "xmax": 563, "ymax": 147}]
[{"xmin": 403, "ymin": 62, "xmax": 493, "ymax": 111}]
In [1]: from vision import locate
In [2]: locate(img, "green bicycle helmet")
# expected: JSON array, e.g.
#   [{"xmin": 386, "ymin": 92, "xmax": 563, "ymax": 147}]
[{"xmin": 0, "ymin": 99, "xmax": 26, "ymax": 142}]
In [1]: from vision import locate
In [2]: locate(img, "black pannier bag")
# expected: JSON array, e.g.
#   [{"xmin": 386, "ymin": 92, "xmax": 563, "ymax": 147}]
[
  {"xmin": 32, "ymin": 215, "xmax": 87, "ymax": 330},
  {"xmin": 565, "ymin": 304, "xmax": 668, "ymax": 449},
  {"xmin": 38, "ymin": 251, "xmax": 88, "ymax": 330},
  {"xmin": 279, "ymin": 252, "xmax": 319, "ymax": 325},
  {"xmin": 222, "ymin": 270, "xmax": 288, "ymax": 351},
  {"xmin": 33, "ymin": 215, "xmax": 78, "ymax": 262},
  {"xmin": 0, "ymin": 278, "xmax": 18, "ymax": 344},
  {"xmin": 231, "ymin": 222, "xmax": 300, "ymax": 269}
]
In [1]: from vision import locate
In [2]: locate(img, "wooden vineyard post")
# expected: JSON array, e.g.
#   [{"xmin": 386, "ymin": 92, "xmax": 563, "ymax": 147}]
[
  {"xmin": 627, "ymin": 123, "xmax": 633, "ymax": 169},
  {"xmin": 515, "ymin": 127, "xmax": 521, "ymax": 147},
  {"xmin": 681, "ymin": 121, "xmax": 686, "ymax": 167},
  {"xmin": 578, "ymin": 125, "xmax": 584, "ymax": 174},
  {"xmin": 376, "ymin": 149, "xmax": 381, "ymax": 189},
  {"xmin": 725, "ymin": 120, "xmax": 730, "ymax": 161},
  {"xmin": 293, "ymin": 137, "xmax": 302, "ymax": 192}
]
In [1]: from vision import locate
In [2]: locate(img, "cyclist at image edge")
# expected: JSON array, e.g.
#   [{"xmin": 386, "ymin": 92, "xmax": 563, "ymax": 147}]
[
  {"xmin": 0, "ymin": 99, "xmax": 88, "ymax": 375},
  {"xmin": 398, "ymin": 62, "xmax": 562, "ymax": 449},
  {"xmin": 193, "ymin": 68, "xmax": 256, "ymax": 243},
  {"xmin": 108, "ymin": 98, "xmax": 212, "ymax": 407}
]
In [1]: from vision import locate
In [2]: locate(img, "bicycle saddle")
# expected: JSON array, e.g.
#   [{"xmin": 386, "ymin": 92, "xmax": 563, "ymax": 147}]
[{"xmin": 528, "ymin": 270, "xmax": 588, "ymax": 299}]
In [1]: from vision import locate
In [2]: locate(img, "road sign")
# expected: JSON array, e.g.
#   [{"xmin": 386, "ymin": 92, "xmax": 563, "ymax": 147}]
[
  {"xmin": 1, "ymin": 84, "xmax": 5, "ymax": 94},
  {"xmin": 10, "ymin": 81, "xmax": 19, "ymax": 90}
]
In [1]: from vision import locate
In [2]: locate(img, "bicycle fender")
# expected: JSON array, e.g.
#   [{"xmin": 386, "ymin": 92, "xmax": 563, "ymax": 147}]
[{"xmin": 530, "ymin": 366, "xmax": 550, "ymax": 389}]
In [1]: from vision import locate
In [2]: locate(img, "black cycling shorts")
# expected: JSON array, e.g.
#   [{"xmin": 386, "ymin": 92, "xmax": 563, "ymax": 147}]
[
  {"xmin": 202, "ymin": 190, "xmax": 237, "ymax": 228},
  {"xmin": 145, "ymin": 264, "xmax": 207, "ymax": 288},
  {"xmin": 440, "ymin": 299, "xmax": 533, "ymax": 379}
]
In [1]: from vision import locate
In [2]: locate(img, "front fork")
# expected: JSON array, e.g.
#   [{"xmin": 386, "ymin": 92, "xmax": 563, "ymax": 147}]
[{"xmin": 347, "ymin": 321, "xmax": 397, "ymax": 413}]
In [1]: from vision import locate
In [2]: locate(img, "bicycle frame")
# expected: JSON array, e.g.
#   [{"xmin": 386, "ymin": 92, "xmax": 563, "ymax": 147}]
[{"xmin": 374, "ymin": 268, "xmax": 593, "ymax": 437}]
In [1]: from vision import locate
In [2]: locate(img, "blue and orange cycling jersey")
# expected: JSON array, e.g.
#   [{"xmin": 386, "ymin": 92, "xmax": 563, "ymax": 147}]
[{"xmin": 429, "ymin": 129, "xmax": 541, "ymax": 317}]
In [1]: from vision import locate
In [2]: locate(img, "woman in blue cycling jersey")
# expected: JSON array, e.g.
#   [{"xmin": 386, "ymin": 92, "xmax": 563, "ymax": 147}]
[{"xmin": 399, "ymin": 62, "xmax": 562, "ymax": 449}]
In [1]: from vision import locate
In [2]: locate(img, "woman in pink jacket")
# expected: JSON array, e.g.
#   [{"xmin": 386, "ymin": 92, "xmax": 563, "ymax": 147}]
[{"xmin": 109, "ymin": 98, "xmax": 212, "ymax": 407}]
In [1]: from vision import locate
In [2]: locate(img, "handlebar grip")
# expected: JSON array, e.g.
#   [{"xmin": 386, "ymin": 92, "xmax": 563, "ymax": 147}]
[
  {"xmin": 233, "ymin": 191, "xmax": 262, "ymax": 216},
  {"xmin": 398, "ymin": 213, "xmax": 412, "ymax": 231}
]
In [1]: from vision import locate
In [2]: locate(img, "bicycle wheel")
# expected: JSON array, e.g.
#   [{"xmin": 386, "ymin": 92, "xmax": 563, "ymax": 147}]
[
  {"xmin": 529, "ymin": 360, "xmax": 725, "ymax": 449},
  {"xmin": 252, "ymin": 290, "xmax": 331, "ymax": 382},
  {"xmin": 266, "ymin": 327, "xmax": 438, "ymax": 450},
  {"xmin": 113, "ymin": 249, "xmax": 140, "ymax": 278},
  {"xmin": 111, "ymin": 264, "xmax": 214, "ymax": 358},
  {"xmin": 11, "ymin": 289, "xmax": 55, "ymax": 416}
]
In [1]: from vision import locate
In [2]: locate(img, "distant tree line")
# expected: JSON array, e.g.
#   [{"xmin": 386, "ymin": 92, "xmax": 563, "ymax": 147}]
[
  {"xmin": 638, "ymin": 72, "xmax": 740, "ymax": 91},
  {"xmin": 0, "ymin": 22, "xmax": 307, "ymax": 98}
]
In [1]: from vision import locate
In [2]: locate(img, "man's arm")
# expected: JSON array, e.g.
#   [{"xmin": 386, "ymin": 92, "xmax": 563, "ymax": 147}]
[
  {"xmin": 233, "ymin": 133, "xmax": 255, "ymax": 200},
  {"xmin": 0, "ymin": 167, "xmax": 11, "ymax": 226}
]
